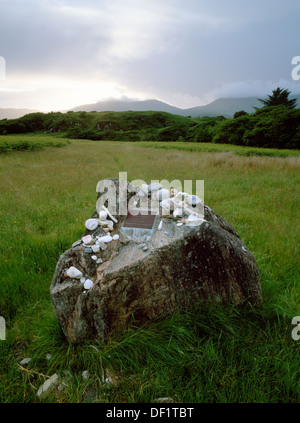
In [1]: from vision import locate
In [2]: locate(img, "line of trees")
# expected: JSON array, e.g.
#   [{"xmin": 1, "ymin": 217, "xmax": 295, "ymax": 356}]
[{"xmin": 0, "ymin": 88, "xmax": 299, "ymax": 149}]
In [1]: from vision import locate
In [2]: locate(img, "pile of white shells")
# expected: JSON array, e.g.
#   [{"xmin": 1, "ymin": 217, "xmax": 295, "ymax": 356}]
[
  {"xmin": 66, "ymin": 205, "xmax": 121, "ymax": 292},
  {"xmin": 66, "ymin": 185, "xmax": 205, "ymax": 292},
  {"xmin": 136, "ymin": 183, "xmax": 206, "ymax": 228}
]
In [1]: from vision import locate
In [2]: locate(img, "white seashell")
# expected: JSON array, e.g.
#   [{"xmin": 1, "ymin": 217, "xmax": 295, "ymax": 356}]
[
  {"xmin": 66, "ymin": 266, "xmax": 83, "ymax": 279},
  {"xmin": 156, "ymin": 189, "xmax": 170, "ymax": 201},
  {"xmin": 186, "ymin": 195, "xmax": 202, "ymax": 206},
  {"xmin": 96, "ymin": 258, "xmax": 103, "ymax": 264},
  {"xmin": 80, "ymin": 277, "xmax": 86, "ymax": 284},
  {"xmin": 85, "ymin": 218, "xmax": 99, "ymax": 231},
  {"xmin": 91, "ymin": 244, "xmax": 100, "ymax": 253},
  {"xmin": 91, "ymin": 255, "xmax": 98, "ymax": 261},
  {"xmin": 112, "ymin": 234, "xmax": 119, "ymax": 241},
  {"xmin": 84, "ymin": 279, "xmax": 93, "ymax": 290},
  {"xmin": 81, "ymin": 235, "xmax": 94, "ymax": 245},
  {"xmin": 98, "ymin": 235, "xmax": 113, "ymax": 243},
  {"xmin": 99, "ymin": 210, "xmax": 108, "ymax": 221}
]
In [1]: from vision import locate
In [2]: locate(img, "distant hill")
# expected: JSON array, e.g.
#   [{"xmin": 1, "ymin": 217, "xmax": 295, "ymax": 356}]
[
  {"xmin": 71, "ymin": 99, "xmax": 183, "ymax": 115},
  {"xmin": 70, "ymin": 95, "xmax": 300, "ymax": 118},
  {"xmin": 1, "ymin": 94, "xmax": 300, "ymax": 120},
  {"xmin": 0, "ymin": 108, "xmax": 39, "ymax": 120},
  {"xmin": 184, "ymin": 97, "xmax": 262, "ymax": 117}
]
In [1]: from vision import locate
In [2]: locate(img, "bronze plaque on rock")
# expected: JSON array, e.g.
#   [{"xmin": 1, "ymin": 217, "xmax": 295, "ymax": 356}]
[{"xmin": 123, "ymin": 211, "xmax": 157, "ymax": 229}]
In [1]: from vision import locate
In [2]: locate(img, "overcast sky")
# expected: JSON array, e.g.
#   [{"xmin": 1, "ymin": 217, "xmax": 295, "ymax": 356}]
[{"xmin": 0, "ymin": 0, "xmax": 300, "ymax": 111}]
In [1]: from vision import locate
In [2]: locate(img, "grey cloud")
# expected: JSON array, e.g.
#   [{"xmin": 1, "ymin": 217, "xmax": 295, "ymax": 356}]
[{"xmin": 0, "ymin": 0, "xmax": 300, "ymax": 109}]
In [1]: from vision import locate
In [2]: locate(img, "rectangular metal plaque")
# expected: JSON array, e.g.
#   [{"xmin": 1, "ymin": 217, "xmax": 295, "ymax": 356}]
[{"xmin": 123, "ymin": 211, "xmax": 157, "ymax": 229}]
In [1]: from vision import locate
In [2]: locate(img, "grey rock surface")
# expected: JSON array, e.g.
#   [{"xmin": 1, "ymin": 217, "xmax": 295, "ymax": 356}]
[{"xmin": 50, "ymin": 179, "xmax": 262, "ymax": 344}]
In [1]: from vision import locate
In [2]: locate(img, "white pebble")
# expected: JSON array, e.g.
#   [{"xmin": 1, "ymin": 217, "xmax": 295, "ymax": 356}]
[
  {"xmin": 85, "ymin": 218, "xmax": 99, "ymax": 231},
  {"xmin": 176, "ymin": 222, "xmax": 183, "ymax": 227},
  {"xmin": 173, "ymin": 207, "xmax": 184, "ymax": 218},
  {"xmin": 141, "ymin": 184, "xmax": 149, "ymax": 194},
  {"xmin": 80, "ymin": 277, "xmax": 86, "ymax": 284},
  {"xmin": 84, "ymin": 279, "xmax": 93, "ymax": 290},
  {"xmin": 91, "ymin": 244, "xmax": 100, "ymax": 253},
  {"xmin": 99, "ymin": 210, "xmax": 108, "ymax": 221},
  {"xmin": 156, "ymin": 189, "xmax": 170, "ymax": 201},
  {"xmin": 20, "ymin": 358, "xmax": 32, "ymax": 366},
  {"xmin": 66, "ymin": 266, "xmax": 83, "ymax": 279},
  {"xmin": 98, "ymin": 235, "xmax": 113, "ymax": 243},
  {"xmin": 81, "ymin": 235, "xmax": 94, "ymax": 245},
  {"xmin": 112, "ymin": 234, "xmax": 119, "ymax": 241},
  {"xmin": 91, "ymin": 255, "xmax": 98, "ymax": 261}
]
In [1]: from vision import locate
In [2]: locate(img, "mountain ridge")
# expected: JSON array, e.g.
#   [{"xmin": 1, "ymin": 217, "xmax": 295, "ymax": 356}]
[{"xmin": 1, "ymin": 95, "xmax": 300, "ymax": 120}]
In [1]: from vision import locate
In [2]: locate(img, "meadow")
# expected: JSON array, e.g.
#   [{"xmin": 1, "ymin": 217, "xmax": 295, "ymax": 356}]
[{"xmin": 0, "ymin": 136, "xmax": 299, "ymax": 403}]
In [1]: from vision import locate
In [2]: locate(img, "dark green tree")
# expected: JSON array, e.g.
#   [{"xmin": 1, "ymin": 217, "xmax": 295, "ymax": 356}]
[{"xmin": 257, "ymin": 87, "xmax": 297, "ymax": 110}]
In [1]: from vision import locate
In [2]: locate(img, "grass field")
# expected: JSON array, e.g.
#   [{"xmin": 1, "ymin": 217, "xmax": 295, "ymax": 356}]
[{"xmin": 0, "ymin": 136, "xmax": 299, "ymax": 403}]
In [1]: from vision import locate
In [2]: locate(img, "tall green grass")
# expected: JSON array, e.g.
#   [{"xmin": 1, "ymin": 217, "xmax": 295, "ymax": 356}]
[
  {"xmin": 0, "ymin": 135, "xmax": 70, "ymax": 153},
  {"xmin": 0, "ymin": 137, "xmax": 299, "ymax": 403},
  {"xmin": 133, "ymin": 140, "xmax": 300, "ymax": 157}
]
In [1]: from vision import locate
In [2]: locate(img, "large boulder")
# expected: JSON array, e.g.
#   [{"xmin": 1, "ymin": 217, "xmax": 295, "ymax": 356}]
[{"xmin": 50, "ymin": 179, "xmax": 262, "ymax": 344}]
